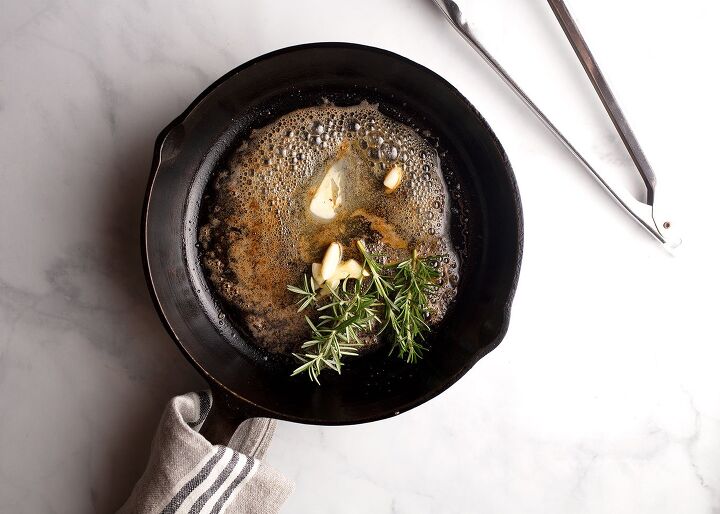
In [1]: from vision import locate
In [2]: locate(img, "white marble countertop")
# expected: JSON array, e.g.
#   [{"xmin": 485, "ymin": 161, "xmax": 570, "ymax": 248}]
[{"xmin": 2, "ymin": 0, "xmax": 719, "ymax": 512}]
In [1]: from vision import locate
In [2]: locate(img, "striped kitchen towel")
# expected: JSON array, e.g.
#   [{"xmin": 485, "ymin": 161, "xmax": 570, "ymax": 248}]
[{"xmin": 118, "ymin": 392, "xmax": 294, "ymax": 514}]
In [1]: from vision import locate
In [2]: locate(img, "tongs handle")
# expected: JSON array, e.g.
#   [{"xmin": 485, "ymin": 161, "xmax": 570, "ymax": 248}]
[
  {"xmin": 546, "ymin": 0, "xmax": 656, "ymax": 204},
  {"xmin": 431, "ymin": 0, "xmax": 681, "ymax": 248}
]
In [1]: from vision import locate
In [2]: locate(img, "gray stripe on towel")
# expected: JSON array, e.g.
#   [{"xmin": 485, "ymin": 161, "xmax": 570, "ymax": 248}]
[
  {"xmin": 161, "ymin": 447, "xmax": 227, "ymax": 513},
  {"xmin": 209, "ymin": 456, "xmax": 255, "ymax": 514},
  {"xmin": 188, "ymin": 451, "xmax": 241, "ymax": 514}
]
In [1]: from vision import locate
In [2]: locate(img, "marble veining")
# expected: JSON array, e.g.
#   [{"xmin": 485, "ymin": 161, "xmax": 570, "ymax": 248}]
[{"xmin": 1, "ymin": 0, "xmax": 719, "ymax": 512}]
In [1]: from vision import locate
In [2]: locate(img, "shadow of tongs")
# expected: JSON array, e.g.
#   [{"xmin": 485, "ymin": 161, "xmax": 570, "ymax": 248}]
[{"xmin": 432, "ymin": 0, "xmax": 681, "ymax": 249}]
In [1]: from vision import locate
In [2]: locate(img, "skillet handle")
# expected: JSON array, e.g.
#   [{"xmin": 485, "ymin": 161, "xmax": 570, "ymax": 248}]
[{"xmin": 200, "ymin": 384, "xmax": 254, "ymax": 446}]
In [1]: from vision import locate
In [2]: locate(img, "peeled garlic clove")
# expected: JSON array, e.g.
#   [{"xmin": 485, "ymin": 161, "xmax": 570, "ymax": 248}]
[
  {"xmin": 320, "ymin": 242, "xmax": 342, "ymax": 282},
  {"xmin": 311, "ymin": 262, "xmax": 323, "ymax": 290},
  {"xmin": 318, "ymin": 278, "xmax": 340, "ymax": 297},
  {"xmin": 321, "ymin": 259, "xmax": 367, "ymax": 293},
  {"xmin": 383, "ymin": 165, "xmax": 404, "ymax": 192},
  {"xmin": 333, "ymin": 259, "xmax": 364, "ymax": 280},
  {"xmin": 309, "ymin": 159, "xmax": 345, "ymax": 221}
]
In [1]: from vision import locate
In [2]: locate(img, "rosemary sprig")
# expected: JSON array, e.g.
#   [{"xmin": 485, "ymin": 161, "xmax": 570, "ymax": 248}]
[
  {"xmin": 286, "ymin": 273, "xmax": 317, "ymax": 312},
  {"xmin": 356, "ymin": 239, "xmax": 397, "ymax": 330},
  {"xmin": 386, "ymin": 249, "xmax": 442, "ymax": 363},
  {"xmin": 288, "ymin": 277, "xmax": 380, "ymax": 384},
  {"xmin": 287, "ymin": 241, "xmax": 443, "ymax": 383}
]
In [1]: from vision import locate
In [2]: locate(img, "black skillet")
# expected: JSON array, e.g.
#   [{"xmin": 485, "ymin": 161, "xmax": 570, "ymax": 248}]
[{"xmin": 142, "ymin": 43, "xmax": 523, "ymax": 443}]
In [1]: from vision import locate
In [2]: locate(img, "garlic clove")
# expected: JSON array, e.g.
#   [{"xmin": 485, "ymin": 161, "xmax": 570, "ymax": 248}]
[
  {"xmin": 311, "ymin": 262, "xmax": 323, "ymax": 290},
  {"xmin": 320, "ymin": 242, "xmax": 342, "ymax": 282},
  {"xmin": 309, "ymin": 159, "xmax": 345, "ymax": 221},
  {"xmin": 315, "ymin": 258, "xmax": 370, "ymax": 294},
  {"xmin": 317, "ymin": 279, "xmax": 339, "ymax": 298},
  {"xmin": 383, "ymin": 165, "xmax": 404, "ymax": 192},
  {"xmin": 333, "ymin": 258, "xmax": 365, "ymax": 280}
]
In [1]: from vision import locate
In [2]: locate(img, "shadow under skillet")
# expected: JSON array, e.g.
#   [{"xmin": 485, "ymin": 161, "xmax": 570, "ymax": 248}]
[{"xmin": 88, "ymin": 100, "xmax": 207, "ymax": 513}]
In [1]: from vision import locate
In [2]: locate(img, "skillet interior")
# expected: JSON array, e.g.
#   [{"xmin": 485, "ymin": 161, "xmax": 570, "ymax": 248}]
[{"xmin": 143, "ymin": 43, "xmax": 523, "ymax": 424}]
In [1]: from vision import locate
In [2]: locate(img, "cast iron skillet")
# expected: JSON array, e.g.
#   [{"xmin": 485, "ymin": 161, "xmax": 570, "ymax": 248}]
[{"xmin": 143, "ymin": 43, "xmax": 523, "ymax": 443}]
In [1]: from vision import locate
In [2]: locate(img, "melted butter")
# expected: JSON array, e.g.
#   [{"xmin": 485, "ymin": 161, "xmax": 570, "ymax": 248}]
[{"xmin": 200, "ymin": 102, "xmax": 459, "ymax": 354}]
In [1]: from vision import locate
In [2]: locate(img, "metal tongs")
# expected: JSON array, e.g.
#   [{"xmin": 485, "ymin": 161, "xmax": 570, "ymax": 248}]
[{"xmin": 432, "ymin": 0, "xmax": 681, "ymax": 249}]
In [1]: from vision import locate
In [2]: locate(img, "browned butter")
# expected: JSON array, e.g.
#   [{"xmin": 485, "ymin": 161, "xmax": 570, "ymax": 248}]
[{"xmin": 200, "ymin": 102, "xmax": 459, "ymax": 353}]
